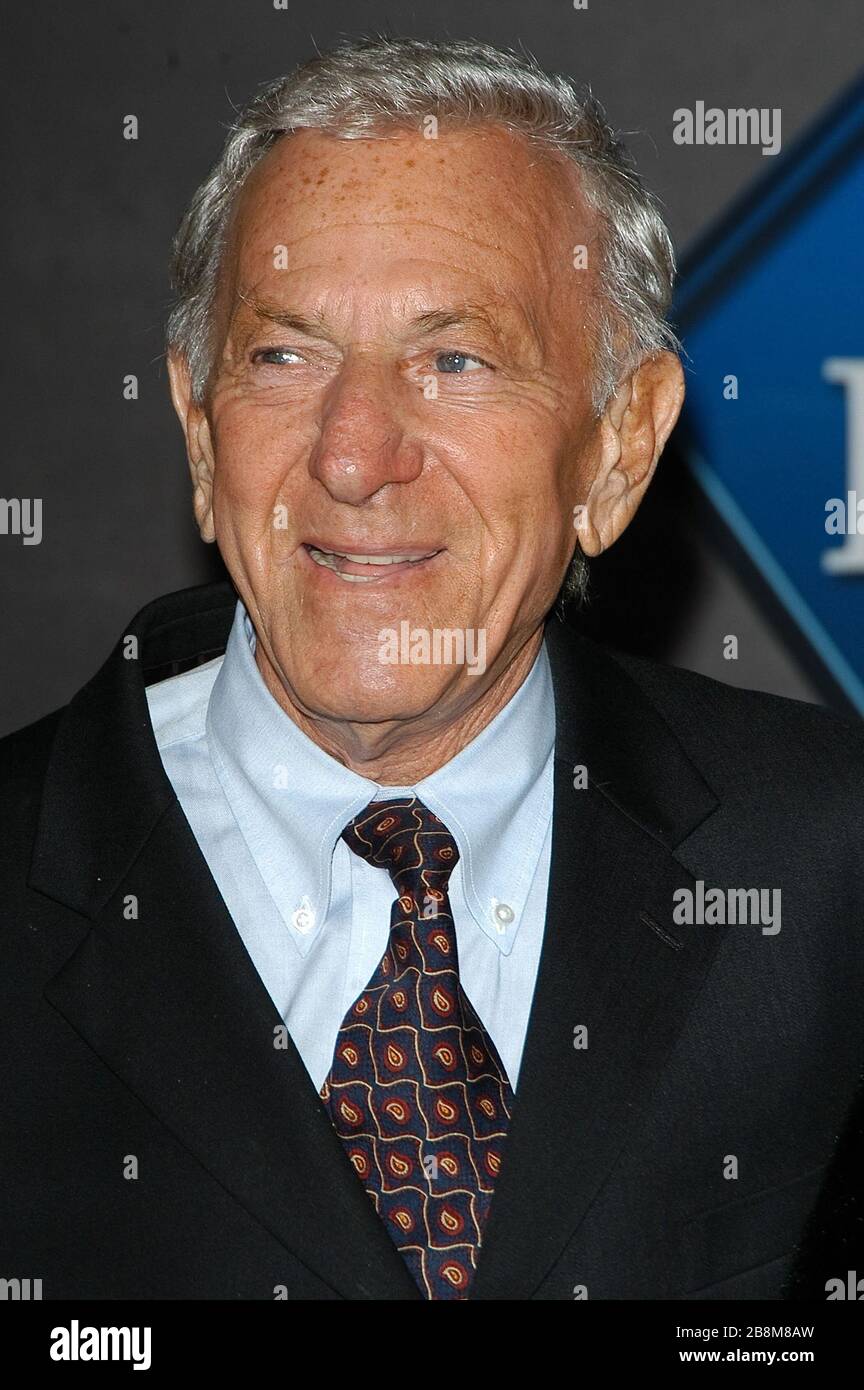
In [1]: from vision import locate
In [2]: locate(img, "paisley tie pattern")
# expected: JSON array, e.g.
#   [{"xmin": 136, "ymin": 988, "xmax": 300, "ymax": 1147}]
[{"xmin": 320, "ymin": 796, "xmax": 515, "ymax": 1300}]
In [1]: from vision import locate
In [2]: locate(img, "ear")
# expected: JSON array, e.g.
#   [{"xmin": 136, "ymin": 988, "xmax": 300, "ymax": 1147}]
[
  {"xmin": 166, "ymin": 349, "xmax": 217, "ymax": 544},
  {"xmin": 577, "ymin": 351, "xmax": 685, "ymax": 557}
]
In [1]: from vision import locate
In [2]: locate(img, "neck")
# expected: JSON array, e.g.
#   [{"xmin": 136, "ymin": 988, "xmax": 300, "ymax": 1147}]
[{"xmin": 255, "ymin": 626, "xmax": 545, "ymax": 784}]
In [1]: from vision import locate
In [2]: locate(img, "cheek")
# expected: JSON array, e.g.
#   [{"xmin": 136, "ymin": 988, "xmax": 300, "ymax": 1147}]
[
  {"xmin": 210, "ymin": 401, "xmax": 303, "ymax": 512},
  {"xmin": 497, "ymin": 462, "xmax": 582, "ymax": 602},
  {"xmin": 470, "ymin": 420, "xmax": 575, "ymax": 550}
]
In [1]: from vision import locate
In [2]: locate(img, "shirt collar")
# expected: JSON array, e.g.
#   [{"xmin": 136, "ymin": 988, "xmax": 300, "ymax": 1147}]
[{"xmin": 206, "ymin": 601, "xmax": 555, "ymax": 957}]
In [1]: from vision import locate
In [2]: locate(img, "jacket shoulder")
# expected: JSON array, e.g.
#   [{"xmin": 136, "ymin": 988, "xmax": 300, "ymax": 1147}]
[
  {"xmin": 608, "ymin": 647, "xmax": 864, "ymax": 783},
  {"xmin": 0, "ymin": 706, "xmax": 64, "ymax": 783},
  {"xmin": 0, "ymin": 710, "xmax": 68, "ymax": 950},
  {"xmin": 0, "ymin": 708, "xmax": 64, "ymax": 854}
]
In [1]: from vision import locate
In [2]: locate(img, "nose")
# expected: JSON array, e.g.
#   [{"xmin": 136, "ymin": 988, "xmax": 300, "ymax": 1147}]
[{"xmin": 307, "ymin": 352, "xmax": 424, "ymax": 504}]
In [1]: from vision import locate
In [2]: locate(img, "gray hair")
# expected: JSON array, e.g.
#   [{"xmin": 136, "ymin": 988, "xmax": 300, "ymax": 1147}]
[{"xmin": 165, "ymin": 35, "xmax": 680, "ymax": 605}]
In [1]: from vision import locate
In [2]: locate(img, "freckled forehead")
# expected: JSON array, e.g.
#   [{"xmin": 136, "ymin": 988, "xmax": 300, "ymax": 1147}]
[{"xmin": 228, "ymin": 124, "xmax": 595, "ymax": 284}]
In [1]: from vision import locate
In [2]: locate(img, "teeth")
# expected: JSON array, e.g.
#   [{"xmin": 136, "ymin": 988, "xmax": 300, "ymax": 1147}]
[
  {"xmin": 307, "ymin": 545, "xmax": 436, "ymax": 572},
  {"xmin": 341, "ymin": 552, "xmax": 431, "ymax": 564}
]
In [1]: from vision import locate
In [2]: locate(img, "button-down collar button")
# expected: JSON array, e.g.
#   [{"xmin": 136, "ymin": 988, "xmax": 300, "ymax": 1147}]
[{"xmin": 492, "ymin": 899, "xmax": 515, "ymax": 932}]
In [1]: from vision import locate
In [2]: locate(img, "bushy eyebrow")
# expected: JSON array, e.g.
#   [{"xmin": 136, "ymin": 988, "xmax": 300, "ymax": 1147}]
[
  {"xmin": 235, "ymin": 293, "xmax": 522, "ymax": 351},
  {"xmin": 408, "ymin": 304, "xmax": 504, "ymax": 340},
  {"xmin": 237, "ymin": 293, "xmax": 328, "ymax": 337}
]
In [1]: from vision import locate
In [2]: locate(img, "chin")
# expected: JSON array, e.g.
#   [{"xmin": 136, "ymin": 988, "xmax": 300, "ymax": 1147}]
[{"xmin": 290, "ymin": 665, "xmax": 466, "ymax": 728}]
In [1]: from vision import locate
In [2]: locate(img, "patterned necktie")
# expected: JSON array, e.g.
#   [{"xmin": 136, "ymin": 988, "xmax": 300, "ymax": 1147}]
[{"xmin": 320, "ymin": 796, "xmax": 515, "ymax": 1300}]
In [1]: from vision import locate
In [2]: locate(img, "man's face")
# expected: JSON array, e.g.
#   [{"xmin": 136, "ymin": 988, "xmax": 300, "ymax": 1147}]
[{"xmin": 178, "ymin": 125, "xmax": 608, "ymax": 728}]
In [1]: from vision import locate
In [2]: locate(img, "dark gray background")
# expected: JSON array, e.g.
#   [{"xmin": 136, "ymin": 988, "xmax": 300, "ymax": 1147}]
[{"xmin": 2, "ymin": 0, "xmax": 861, "ymax": 735}]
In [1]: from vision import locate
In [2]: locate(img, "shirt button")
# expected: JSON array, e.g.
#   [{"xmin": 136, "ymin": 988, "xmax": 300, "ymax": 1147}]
[
  {"xmin": 292, "ymin": 901, "xmax": 315, "ymax": 935},
  {"xmin": 492, "ymin": 900, "xmax": 515, "ymax": 931}
]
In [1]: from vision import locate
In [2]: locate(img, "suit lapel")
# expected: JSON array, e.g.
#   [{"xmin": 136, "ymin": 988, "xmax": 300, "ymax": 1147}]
[
  {"xmin": 32, "ymin": 581, "xmax": 420, "ymax": 1301},
  {"xmin": 471, "ymin": 616, "xmax": 722, "ymax": 1299}
]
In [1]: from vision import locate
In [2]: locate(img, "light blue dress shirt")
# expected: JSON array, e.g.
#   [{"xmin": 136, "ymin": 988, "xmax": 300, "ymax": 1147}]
[{"xmin": 145, "ymin": 601, "xmax": 555, "ymax": 1093}]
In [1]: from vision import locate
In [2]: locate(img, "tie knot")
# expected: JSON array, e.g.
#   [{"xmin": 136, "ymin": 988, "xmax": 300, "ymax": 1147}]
[{"xmin": 341, "ymin": 796, "xmax": 459, "ymax": 895}]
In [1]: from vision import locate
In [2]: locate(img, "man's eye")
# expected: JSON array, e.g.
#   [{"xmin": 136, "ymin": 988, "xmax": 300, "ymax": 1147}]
[
  {"xmin": 252, "ymin": 348, "xmax": 303, "ymax": 366},
  {"xmin": 433, "ymin": 351, "xmax": 489, "ymax": 374}
]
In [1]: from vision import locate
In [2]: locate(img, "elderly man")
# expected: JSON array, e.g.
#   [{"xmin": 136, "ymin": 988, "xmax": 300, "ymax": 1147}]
[{"xmin": 2, "ymin": 36, "xmax": 863, "ymax": 1303}]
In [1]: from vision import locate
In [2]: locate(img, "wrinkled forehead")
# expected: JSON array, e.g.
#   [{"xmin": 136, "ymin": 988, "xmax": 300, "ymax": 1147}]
[{"xmin": 216, "ymin": 125, "xmax": 601, "ymax": 336}]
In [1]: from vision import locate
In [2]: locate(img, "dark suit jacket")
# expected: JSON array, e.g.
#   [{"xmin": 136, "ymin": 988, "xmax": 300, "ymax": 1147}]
[
  {"xmin": 2, "ymin": 579, "xmax": 864, "ymax": 1300},
  {"xmin": 785, "ymin": 1069, "xmax": 864, "ymax": 1299}
]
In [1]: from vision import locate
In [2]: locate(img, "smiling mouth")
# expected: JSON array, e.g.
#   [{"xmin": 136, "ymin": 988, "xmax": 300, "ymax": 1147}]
[{"xmin": 303, "ymin": 543, "xmax": 444, "ymax": 582}]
